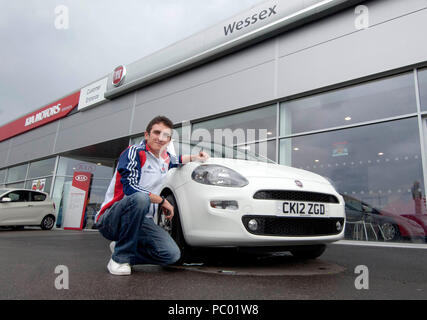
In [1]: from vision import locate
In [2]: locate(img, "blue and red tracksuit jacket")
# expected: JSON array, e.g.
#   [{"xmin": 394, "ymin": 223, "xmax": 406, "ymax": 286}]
[{"xmin": 95, "ymin": 140, "xmax": 182, "ymax": 223}]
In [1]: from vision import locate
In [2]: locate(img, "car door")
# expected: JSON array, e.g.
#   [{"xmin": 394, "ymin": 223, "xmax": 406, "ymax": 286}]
[
  {"xmin": 28, "ymin": 191, "xmax": 50, "ymax": 224},
  {"xmin": 0, "ymin": 190, "xmax": 30, "ymax": 225}
]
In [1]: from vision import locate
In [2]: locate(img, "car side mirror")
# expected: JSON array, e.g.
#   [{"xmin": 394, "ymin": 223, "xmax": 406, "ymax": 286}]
[{"xmin": 1, "ymin": 197, "xmax": 12, "ymax": 203}]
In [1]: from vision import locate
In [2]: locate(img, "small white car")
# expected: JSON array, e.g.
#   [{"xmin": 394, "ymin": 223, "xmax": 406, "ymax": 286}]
[
  {"xmin": 0, "ymin": 188, "xmax": 56, "ymax": 230},
  {"xmin": 157, "ymin": 141, "xmax": 346, "ymax": 262}
]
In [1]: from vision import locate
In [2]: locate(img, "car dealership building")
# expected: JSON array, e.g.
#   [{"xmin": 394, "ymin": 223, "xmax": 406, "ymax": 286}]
[{"xmin": 1, "ymin": 0, "xmax": 427, "ymax": 241}]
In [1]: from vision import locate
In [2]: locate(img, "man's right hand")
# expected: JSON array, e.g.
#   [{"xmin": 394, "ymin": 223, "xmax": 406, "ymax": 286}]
[{"xmin": 161, "ymin": 200, "xmax": 174, "ymax": 221}]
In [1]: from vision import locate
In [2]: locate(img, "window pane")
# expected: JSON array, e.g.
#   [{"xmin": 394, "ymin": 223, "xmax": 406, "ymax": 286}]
[
  {"xmin": 5, "ymin": 182, "xmax": 25, "ymax": 189},
  {"xmin": 6, "ymin": 164, "xmax": 28, "ymax": 183},
  {"xmin": 25, "ymin": 177, "xmax": 52, "ymax": 193},
  {"xmin": 0, "ymin": 169, "xmax": 6, "ymax": 184},
  {"xmin": 27, "ymin": 158, "xmax": 56, "ymax": 179},
  {"xmin": 279, "ymin": 118, "xmax": 425, "ymax": 242},
  {"xmin": 237, "ymin": 140, "xmax": 276, "ymax": 162},
  {"xmin": 193, "ymin": 105, "xmax": 277, "ymax": 143},
  {"xmin": 280, "ymin": 73, "xmax": 417, "ymax": 136},
  {"xmin": 418, "ymin": 68, "xmax": 427, "ymax": 112}
]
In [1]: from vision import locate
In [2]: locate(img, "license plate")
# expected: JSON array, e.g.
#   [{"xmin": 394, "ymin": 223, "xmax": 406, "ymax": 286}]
[{"xmin": 280, "ymin": 201, "xmax": 328, "ymax": 216}]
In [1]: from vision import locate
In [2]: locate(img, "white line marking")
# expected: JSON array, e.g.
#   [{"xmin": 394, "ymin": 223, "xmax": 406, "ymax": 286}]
[{"xmin": 335, "ymin": 240, "xmax": 427, "ymax": 249}]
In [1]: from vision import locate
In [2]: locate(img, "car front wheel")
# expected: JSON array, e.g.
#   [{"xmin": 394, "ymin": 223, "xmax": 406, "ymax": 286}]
[
  {"xmin": 40, "ymin": 215, "xmax": 55, "ymax": 230},
  {"xmin": 158, "ymin": 194, "xmax": 191, "ymax": 264},
  {"xmin": 380, "ymin": 222, "xmax": 400, "ymax": 242}
]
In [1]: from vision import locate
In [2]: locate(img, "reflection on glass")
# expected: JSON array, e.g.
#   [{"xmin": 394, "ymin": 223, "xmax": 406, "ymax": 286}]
[
  {"xmin": 280, "ymin": 73, "xmax": 417, "ymax": 136},
  {"xmin": 57, "ymin": 156, "xmax": 114, "ymax": 179},
  {"xmin": 27, "ymin": 158, "xmax": 56, "ymax": 179},
  {"xmin": 279, "ymin": 118, "xmax": 425, "ymax": 242},
  {"xmin": 418, "ymin": 68, "xmax": 427, "ymax": 112},
  {"xmin": 6, "ymin": 164, "xmax": 28, "ymax": 183},
  {"xmin": 242, "ymin": 140, "xmax": 276, "ymax": 162},
  {"xmin": 193, "ymin": 105, "xmax": 277, "ymax": 142}
]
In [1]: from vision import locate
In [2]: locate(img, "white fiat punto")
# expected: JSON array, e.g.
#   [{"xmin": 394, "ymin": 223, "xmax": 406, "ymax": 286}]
[
  {"xmin": 157, "ymin": 141, "xmax": 345, "ymax": 262},
  {"xmin": 0, "ymin": 189, "xmax": 56, "ymax": 230}
]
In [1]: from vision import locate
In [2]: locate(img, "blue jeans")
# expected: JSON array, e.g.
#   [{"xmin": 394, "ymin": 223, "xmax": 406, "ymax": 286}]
[{"xmin": 97, "ymin": 192, "xmax": 180, "ymax": 266}]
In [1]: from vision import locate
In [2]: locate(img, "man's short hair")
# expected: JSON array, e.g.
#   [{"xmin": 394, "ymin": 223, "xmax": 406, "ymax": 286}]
[{"xmin": 145, "ymin": 116, "xmax": 174, "ymax": 134}]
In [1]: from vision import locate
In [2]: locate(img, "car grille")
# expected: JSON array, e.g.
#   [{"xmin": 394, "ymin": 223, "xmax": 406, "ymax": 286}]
[
  {"xmin": 253, "ymin": 190, "xmax": 339, "ymax": 204},
  {"xmin": 242, "ymin": 215, "xmax": 345, "ymax": 237}
]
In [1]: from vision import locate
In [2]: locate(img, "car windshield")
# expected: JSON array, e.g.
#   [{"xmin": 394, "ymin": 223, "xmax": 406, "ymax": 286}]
[{"xmin": 171, "ymin": 140, "xmax": 276, "ymax": 164}]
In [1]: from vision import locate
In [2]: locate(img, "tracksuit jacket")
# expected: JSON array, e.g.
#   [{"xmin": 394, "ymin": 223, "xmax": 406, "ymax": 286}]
[{"xmin": 95, "ymin": 140, "xmax": 182, "ymax": 223}]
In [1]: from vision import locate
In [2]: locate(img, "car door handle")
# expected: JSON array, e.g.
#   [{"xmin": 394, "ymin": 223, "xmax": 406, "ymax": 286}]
[{"xmin": 27, "ymin": 204, "xmax": 33, "ymax": 207}]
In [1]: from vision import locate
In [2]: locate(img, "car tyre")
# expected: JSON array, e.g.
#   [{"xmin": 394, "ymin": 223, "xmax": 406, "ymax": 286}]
[
  {"xmin": 380, "ymin": 222, "xmax": 400, "ymax": 242},
  {"xmin": 290, "ymin": 244, "xmax": 326, "ymax": 259},
  {"xmin": 159, "ymin": 194, "xmax": 192, "ymax": 264},
  {"xmin": 40, "ymin": 215, "xmax": 55, "ymax": 230}
]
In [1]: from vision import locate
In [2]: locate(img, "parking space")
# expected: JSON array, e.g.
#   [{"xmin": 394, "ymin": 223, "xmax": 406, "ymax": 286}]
[{"xmin": 0, "ymin": 229, "xmax": 426, "ymax": 300}]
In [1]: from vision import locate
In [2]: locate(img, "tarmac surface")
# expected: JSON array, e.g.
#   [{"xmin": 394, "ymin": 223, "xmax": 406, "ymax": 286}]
[{"xmin": 0, "ymin": 228, "xmax": 427, "ymax": 300}]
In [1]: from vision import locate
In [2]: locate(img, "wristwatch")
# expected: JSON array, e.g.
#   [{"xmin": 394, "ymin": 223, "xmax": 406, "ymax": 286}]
[{"xmin": 159, "ymin": 196, "xmax": 165, "ymax": 206}]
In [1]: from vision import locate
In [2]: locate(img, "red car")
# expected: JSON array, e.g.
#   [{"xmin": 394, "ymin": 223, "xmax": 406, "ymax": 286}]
[{"xmin": 343, "ymin": 195, "xmax": 425, "ymax": 242}]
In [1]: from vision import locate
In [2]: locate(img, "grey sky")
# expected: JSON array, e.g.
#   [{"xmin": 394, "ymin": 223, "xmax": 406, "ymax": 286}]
[{"xmin": 0, "ymin": 0, "xmax": 262, "ymax": 127}]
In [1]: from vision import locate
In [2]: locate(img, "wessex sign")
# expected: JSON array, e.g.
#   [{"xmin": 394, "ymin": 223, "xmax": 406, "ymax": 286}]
[{"xmin": 223, "ymin": 5, "xmax": 277, "ymax": 36}]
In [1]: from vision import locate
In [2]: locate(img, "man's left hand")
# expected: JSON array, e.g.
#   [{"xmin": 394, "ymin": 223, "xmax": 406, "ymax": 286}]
[{"xmin": 194, "ymin": 151, "xmax": 209, "ymax": 163}]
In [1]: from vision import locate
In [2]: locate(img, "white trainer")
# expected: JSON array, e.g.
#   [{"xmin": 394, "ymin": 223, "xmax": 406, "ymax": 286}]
[
  {"xmin": 109, "ymin": 241, "xmax": 116, "ymax": 254},
  {"xmin": 107, "ymin": 258, "xmax": 131, "ymax": 276}
]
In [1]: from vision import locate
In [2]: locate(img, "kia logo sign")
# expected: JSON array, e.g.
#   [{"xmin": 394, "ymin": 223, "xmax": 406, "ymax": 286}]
[
  {"xmin": 295, "ymin": 180, "xmax": 303, "ymax": 188},
  {"xmin": 112, "ymin": 65, "xmax": 126, "ymax": 87},
  {"xmin": 75, "ymin": 175, "xmax": 88, "ymax": 182}
]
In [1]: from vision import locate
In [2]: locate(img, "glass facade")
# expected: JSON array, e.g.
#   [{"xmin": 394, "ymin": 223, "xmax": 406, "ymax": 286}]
[
  {"xmin": 3, "ymin": 159, "xmax": 55, "ymax": 193},
  {"xmin": 277, "ymin": 71, "xmax": 426, "ymax": 243}
]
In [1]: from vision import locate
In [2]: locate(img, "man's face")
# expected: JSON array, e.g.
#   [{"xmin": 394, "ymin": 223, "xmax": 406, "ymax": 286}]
[{"xmin": 144, "ymin": 122, "xmax": 172, "ymax": 156}]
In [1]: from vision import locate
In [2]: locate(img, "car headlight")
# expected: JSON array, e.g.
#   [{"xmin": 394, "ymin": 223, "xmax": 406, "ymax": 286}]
[{"xmin": 191, "ymin": 165, "xmax": 249, "ymax": 187}]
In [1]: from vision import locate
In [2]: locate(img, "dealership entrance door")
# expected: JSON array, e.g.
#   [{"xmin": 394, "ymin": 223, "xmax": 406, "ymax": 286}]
[{"xmin": 53, "ymin": 137, "xmax": 129, "ymax": 229}]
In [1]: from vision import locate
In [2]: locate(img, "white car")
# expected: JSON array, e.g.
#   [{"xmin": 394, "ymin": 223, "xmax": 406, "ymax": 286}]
[
  {"xmin": 0, "ymin": 189, "xmax": 56, "ymax": 230},
  {"xmin": 157, "ymin": 141, "xmax": 345, "ymax": 262}
]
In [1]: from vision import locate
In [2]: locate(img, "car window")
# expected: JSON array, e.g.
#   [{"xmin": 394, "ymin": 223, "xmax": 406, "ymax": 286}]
[
  {"xmin": 30, "ymin": 191, "xmax": 47, "ymax": 202},
  {"xmin": 3, "ymin": 190, "xmax": 29, "ymax": 202},
  {"xmin": 343, "ymin": 196, "xmax": 363, "ymax": 212}
]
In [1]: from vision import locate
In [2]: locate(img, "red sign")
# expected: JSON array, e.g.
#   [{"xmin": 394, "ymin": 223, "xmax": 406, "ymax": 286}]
[
  {"xmin": 112, "ymin": 65, "xmax": 126, "ymax": 87},
  {"xmin": 0, "ymin": 91, "xmax": 80, "ymax": 142},
  {"xmin": 63, "ymin": 171, "xmax": 92, "ymax": 231}
]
